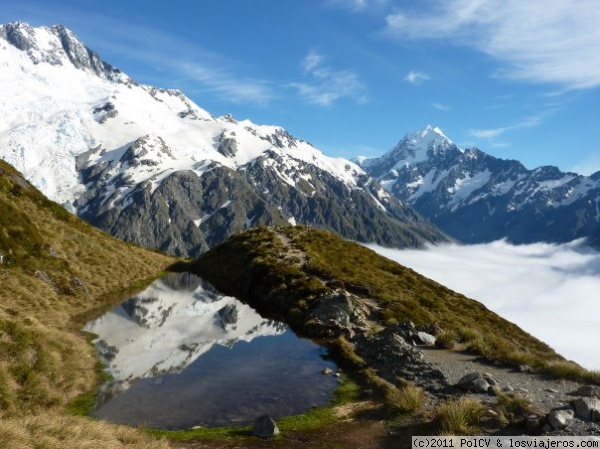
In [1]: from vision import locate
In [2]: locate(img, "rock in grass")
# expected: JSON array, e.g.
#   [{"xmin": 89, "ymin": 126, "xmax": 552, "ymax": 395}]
[{"xmin": 252, "ymin": 415, "xmax": 280, "ymax": 438}]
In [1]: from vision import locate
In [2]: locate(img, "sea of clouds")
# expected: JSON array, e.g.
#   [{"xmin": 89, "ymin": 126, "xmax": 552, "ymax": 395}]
[{"xmin": 367, "ymin": 239, "xmax": 600, "ymax": 370}]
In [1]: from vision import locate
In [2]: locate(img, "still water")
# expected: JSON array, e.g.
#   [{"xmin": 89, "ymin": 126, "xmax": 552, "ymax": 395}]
[{"xmin": 84, "ymin": 272, "xmax": 338, "ymax": 429}]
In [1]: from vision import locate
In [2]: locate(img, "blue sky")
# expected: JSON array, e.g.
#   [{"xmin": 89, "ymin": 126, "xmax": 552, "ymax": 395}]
[{"xmin": 3, "ymin": 0, "xmax": 600, "ymax": 174}]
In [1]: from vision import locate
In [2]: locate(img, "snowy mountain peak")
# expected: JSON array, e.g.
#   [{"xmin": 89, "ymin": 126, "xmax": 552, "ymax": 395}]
[
  {"xmin": 359, "ymin": 125, "xmax": 455, "ymax": 177},
  {"xmin": 399, "ymin": 124, "xmax": 454, "ymax": 160},
  {"xmin": 0, "ymin": 21, "xmax": 129, "ymax": 83},
  {"xmin": 0, "ymin": 21, "xmax": 451, "ymax": 253},
  {"xmin": 408, "ymin": 124, "xmax": 450, "ymax": 144}
]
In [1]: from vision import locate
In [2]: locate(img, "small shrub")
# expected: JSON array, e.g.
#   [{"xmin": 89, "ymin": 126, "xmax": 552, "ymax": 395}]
[
  {"xmin": 385, "ymin": 383, "xmax": 425, "ymax": 415},
  {"xmin": 435, "ymin": 330, "xmax": 458, "ymax": 349},
  {"xmin": 494, "ymin": 393, "xmax": 536, "ymax": 425},
  {"xmin": 433, "ymin": 397, "xmax": 486, "ymax": 435}
]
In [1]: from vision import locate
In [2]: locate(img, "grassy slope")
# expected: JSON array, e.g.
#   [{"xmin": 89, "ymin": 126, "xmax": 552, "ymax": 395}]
[
  {"xmin": 196, "ymin": 226, "xmax": 597, "ymax": 383},
  {"xmin": 0, "ymin": 160, "xmax": 175, "ymax": 448}
]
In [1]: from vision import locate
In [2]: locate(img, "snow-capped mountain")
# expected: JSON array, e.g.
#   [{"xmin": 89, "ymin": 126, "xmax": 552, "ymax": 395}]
[
  {"xmin": 0, "ymin": 21, "xmax": 449, "ymax": 255},
  {"xmin": 360, "ymin": 125, "xmax": 600, "ymax": 247},
  {"xmin": 84, "ymin": 272, "xmax": 286, "ymax": 393}
]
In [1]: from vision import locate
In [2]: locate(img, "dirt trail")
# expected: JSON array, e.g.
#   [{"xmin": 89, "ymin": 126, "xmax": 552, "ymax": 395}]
[{"xmin": 421, "ymin": 346, "xmax": 581, "ymax": 414}]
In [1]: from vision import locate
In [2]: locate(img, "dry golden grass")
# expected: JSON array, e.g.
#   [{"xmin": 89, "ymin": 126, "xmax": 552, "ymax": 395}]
[
  {"xmin": 433, "ymin": 396, "xmax": 486, "ymax": 435},
  {"xmin": 384, "ymin": 383, "xmax": 425, "ymax": 415},
  {"xmin": 0, "ymin": 161, "xmax": 176, "ymax": 447},
  {"xmin": 0, "ymin": 415, "xmax": 169, "ymax": 449}
]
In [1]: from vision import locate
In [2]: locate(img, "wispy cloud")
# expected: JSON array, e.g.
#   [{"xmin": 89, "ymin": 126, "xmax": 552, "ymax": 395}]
[
  {"xmin": 383, "ymin": 0, "xmax": 600, "ymax": 90},
  {"xmin": 469, "ymin": 113, "xmax": 546, "ymax": 142},
  {"xmin": 290, "ymin": 50, "xmax": 368, "ymax": 107},
  {"xmin": 405, "ymin": 70, "xmax": 430, "ymax": 85},
  {"xmin": 432, "ymin": 102, "xmax": 451, "ymax": 111},
  {"xmin": 327, "ymin": 0, "xmax": 389, "ymax": 12},
  {"xmin": 368, "ymin": 240, "xmax": 600, "ymax": 370}
]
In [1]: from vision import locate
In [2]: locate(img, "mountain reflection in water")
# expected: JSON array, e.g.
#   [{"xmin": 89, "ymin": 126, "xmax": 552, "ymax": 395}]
[{"xmin": 84, "ymin": 273, "xmax": 338, "ymax": 429}]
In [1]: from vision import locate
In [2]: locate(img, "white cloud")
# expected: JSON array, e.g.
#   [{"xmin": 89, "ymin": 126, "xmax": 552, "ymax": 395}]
[
  {"xmin": 405, "ymin": 70, "xmax": 430, "ymax": 85},
  {"xmin": 178, "ymin": 63, "xmax": 273, "ymax": 106},
  {"xmin": 469, "ymin": 127, "xmax": 508, "ymax": 140},
  {"xmin": 327, "ymin": 0, "xmax": 389, "ymax": 12},
  {"xmin": 367, "ymin": 240, "xmax": 600, "ymax": 370},
  {"xmin": 468, "ymin": 113, "xmax": 545, "ymax": 141},
  {"xmin": 432, "ymin": 102, "xmax": 451, "ymax": 111},
  {"xmin": 384, "ymin": 0, "xmax": 600, "ymax": 90},
  {"xmin": 291, "ymin": 50, "xmax": 368, "ymax": 107}
]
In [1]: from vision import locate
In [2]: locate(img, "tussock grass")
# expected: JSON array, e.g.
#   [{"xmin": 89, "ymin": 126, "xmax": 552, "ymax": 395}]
[
  {"xmin": 0, "ymin": 415, "xmax": 168, "ymax": 449},
  {"xmin": 384, "ymin": 383, "xmax": 425, "ymax": 415},
  {"xmin": 494, "ymin": 393, "xmax": 537, "ymax": 426},
  {"xmin": 434, "ymin": 329, "xmax": 457, "ymax": 349},
  {"xmin": 543, "ymin": 360, "xmax": 600, "ymax": 385},
  {"xmin": 433, "ymin": 397, "xmax": 486, "ymax": 435}
]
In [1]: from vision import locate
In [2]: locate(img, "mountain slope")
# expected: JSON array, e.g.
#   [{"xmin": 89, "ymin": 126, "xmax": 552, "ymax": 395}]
[
  {"xmin": 0, "ymin": 158, "xmax": 173, "ymax": 447},
  {"xmin": 0, "ymin": 21, "xmax": 450, "ymax": 255},
  {"xmin": 360, "ymin": 125, "xmax": 600, "ymax": 246}
]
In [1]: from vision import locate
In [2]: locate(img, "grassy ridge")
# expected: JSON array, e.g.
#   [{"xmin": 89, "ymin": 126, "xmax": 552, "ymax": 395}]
[
  {"xmin": 196, "ymin": 225, "xmax": 597, "ymax": 381},
  {"xmin": 0, "ymin": 160, "xmax": 175, "ymax": 448}
]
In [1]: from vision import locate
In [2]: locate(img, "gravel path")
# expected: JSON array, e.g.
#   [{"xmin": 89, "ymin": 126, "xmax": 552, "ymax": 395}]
[{"xmin": 421, "ymin": 346, "xmax": 582, "ymax": 415}]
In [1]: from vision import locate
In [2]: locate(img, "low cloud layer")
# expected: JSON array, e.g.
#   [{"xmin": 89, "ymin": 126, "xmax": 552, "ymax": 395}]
[{"xmin": 367, "ymin": 240, "xmax": 600, "ymax": 370}]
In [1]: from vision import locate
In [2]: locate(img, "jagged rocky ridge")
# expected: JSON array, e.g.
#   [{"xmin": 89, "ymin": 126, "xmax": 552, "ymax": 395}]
[
  {"xmin": 0, "ymin": 21, "xmax": 449, "ymax": 256},
  {"xmin": 360, "ymin": 126, "xmax": 600, "ymax": 247}
]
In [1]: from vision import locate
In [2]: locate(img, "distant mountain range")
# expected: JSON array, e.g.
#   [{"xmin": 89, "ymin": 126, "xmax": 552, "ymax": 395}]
[
  {"xmin": 359, "ymin": 126, "xmax": 600, "ymax": 247},
  {"xmin": 1, "ymin": 21, "xmax": 598, "ymax": 251},
  {"xmin": 0, "ymin": 21, "xmax": 449, "ymax": 255}
]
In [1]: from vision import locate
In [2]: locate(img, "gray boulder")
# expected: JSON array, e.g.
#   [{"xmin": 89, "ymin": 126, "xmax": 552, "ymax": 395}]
[
  {"xmin": 458, "ymin": 372, "xmax": 491, "ymax": 394},
  {"xmin": 573, "ymin": 397, "xmax": 600, "ymax": 420},
  {"xmin": 577, "ymin": 385, "xmax": 600, "ymax": 398},
  {"xmin": 252, "ymin": 415, "xmax": 280, "ymax": 438},
  {"xmin": 416, "ymin": 331, "xmax": 436, "ymax": 346},
  {"xmin": 548, "ymin": 409, "xmax": 574, "ymax": 430}
]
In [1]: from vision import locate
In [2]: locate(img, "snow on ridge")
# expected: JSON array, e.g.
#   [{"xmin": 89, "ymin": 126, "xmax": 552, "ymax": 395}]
[{"xmin": 1, "ymin": 21, "xmax": 373, "ymax": 211}]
